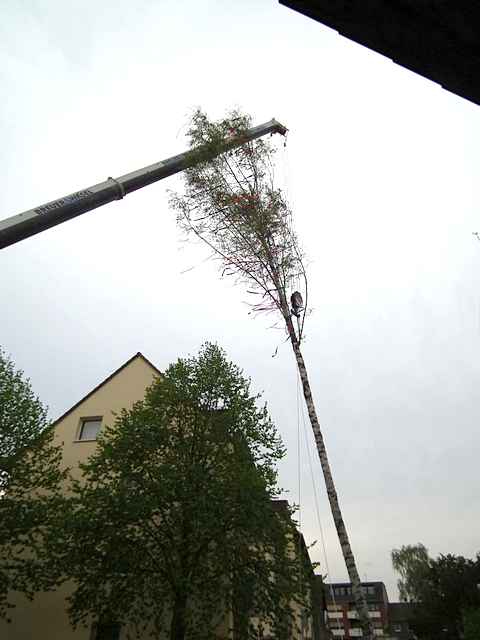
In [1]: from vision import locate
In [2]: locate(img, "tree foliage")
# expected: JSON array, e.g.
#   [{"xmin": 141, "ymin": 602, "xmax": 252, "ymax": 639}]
[
  {"xmin": 0, "ymin": 348, "xmax": 48, "ymax": 490},
  {"xmin": 392, "ymin": 545, "xmax": 480, "ymax": 639},
  {"xmin": 0, "ymin": 348, "xmax": 66, "ymax": 620},
  {"xmin": 170, "ymin": 109, "xmax": 307, "ymax": 333},
  {"xmin": 391, "ymin": 544, "xmax": 430, "ymax": 603},
  {"xmin": 49, "ymin": 343, "xmax": 309, "ymax": 640}
]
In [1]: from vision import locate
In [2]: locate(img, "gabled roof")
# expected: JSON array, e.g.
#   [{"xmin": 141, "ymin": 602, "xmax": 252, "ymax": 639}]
[{"xmin": 50, "ymin": 352, "xmax": 161, "ymax": 428}]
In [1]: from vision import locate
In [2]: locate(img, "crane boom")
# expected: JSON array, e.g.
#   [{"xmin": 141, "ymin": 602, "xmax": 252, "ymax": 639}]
[{"xmin": 0, "ymin": 118, "xmax": 287, "ymax": 250}]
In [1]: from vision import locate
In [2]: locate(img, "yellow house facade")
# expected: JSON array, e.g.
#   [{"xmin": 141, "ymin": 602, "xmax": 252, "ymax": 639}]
[
  {"xmin": 1, "ymin": 353, "xmax": 160, "ymax": 640},
  {"xmin": 1, "ymin": 353, "xmax": 323, "ymax": 640}
]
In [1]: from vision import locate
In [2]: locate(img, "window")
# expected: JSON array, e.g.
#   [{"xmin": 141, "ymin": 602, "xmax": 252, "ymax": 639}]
[
  {"xmin": 78, "ymin": 417, "xmax": 102, "ymax": 441},
  {"xmin": 327, "ymin": 615, "xmax": 344, "ymax": 625},
  {"xmin": 367, "ymin": 586, "xmax": 376, "ymax": 595},
  {"xmin": 368, "ymin": 604, "xmax": 380, "ymax": 611},
  {"xmin": 393, "ymin": 623, "xmax": 402, "ymax": 633}
]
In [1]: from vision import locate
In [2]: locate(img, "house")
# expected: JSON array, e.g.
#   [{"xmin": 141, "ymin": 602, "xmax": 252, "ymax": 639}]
[{"xmin": 1, "ymin": 352, "xmax": 323, "ymax": 640}]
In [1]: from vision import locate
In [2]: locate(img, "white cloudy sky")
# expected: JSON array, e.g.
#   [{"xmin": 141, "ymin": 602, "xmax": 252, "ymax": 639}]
[{"xmin": 2, "ymin": 1, "xmax": 480, "ymax": 600}]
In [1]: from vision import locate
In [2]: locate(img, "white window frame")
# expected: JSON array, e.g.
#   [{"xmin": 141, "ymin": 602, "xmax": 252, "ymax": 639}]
[{"xmin": 77, "ymin": 417, "xmax": 102, "ymax": 441}]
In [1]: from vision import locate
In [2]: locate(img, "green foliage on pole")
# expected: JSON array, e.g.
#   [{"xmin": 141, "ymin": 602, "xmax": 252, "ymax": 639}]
[
  {"xmin": 171, "ymin": 109, "xmax": 307, "ymax": 328},
  {"xmin": 49, "ymin": 344, "xmax": 309, "ymax": 640}
]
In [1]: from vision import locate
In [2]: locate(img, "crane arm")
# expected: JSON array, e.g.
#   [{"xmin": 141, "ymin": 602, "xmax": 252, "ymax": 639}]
[{"xmin": 0, "ymin": 118, "xmax": 287, "ymax": 250}]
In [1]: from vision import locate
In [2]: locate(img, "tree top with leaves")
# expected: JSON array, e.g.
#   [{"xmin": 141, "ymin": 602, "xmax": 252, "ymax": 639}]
[
  {"xmin": 391, "ymin": 543, "xmax": 431, "ymax": 603},
  {"xmin": 0, "ymin": 348, "xmax": 49, "ymax": 489},
  {"xmin": 171, "ymin": 109, "xmax": 307, "ymax": 338},
  {"xmin": 0, "ymin": 348, "xmax": 65, "ymax": 620}
]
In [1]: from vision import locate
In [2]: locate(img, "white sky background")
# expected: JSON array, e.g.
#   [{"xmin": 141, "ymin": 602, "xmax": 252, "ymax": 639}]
[{"xmin": 2, "ymin": 0, "xmax": 480, "ymax": 600}]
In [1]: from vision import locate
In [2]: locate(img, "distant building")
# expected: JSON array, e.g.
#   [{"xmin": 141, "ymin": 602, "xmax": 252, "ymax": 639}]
[
  {"xmin": 320, "ymin": 580, "xmax": 415, "ymax": 639},
  {"xmin": 323, "ymin": 581, "xmax": 389, "ymax": 638}
]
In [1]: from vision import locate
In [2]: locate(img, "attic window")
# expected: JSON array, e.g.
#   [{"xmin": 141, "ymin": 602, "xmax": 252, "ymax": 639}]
[{"xmin": 78, "ymin": 417, "xmax": 102, "ymax": 441}]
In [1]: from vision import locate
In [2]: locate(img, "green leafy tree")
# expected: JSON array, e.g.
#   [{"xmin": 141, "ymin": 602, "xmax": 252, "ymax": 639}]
[
  {"xmin": 391, "ymin": 544, "xmax": 430, "ymax": 603},
  {"xmin": 50, "ymin": 343, "xmax": 309, "ymax": 640},
  {"xmin": 392, "ymin": 545, "xmax": 480, "ymax": 639},
  {"xmin": 0, "ymin": 348, "xmax": 66, "ymax": 620},
  {"xmin": 0, "ymin": 348, "xmax": 48, "ymax": 489},
  {"xmin": 170, "ymin": 109, "xmax": 374, "ymax": 639}
]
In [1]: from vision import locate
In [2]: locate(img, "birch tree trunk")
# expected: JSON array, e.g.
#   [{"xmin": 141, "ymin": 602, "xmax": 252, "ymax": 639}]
[{"xmin": 279, "ymin": 294, "xmax": 374, "ymax": 640}]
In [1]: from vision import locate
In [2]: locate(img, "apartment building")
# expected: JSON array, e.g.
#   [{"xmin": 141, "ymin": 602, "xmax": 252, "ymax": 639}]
[
  {"xmin": 323, "ymin": 581, "xmax": 389, "ymax": 638},
  {"xmin": 321, "ymin": 581, "xmax": 415, "ymax": 639}
]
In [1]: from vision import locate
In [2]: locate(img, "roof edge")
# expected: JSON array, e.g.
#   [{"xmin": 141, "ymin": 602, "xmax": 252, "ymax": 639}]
[{"xmin": 50, "ymin": 352, "xmax": 161, "ymax": 428}]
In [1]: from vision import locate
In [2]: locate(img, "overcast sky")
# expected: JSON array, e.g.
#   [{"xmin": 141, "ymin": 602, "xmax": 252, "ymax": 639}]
[{"xmin": 2, "ymin": 0, "xmax": 480, "ymax": 600}]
